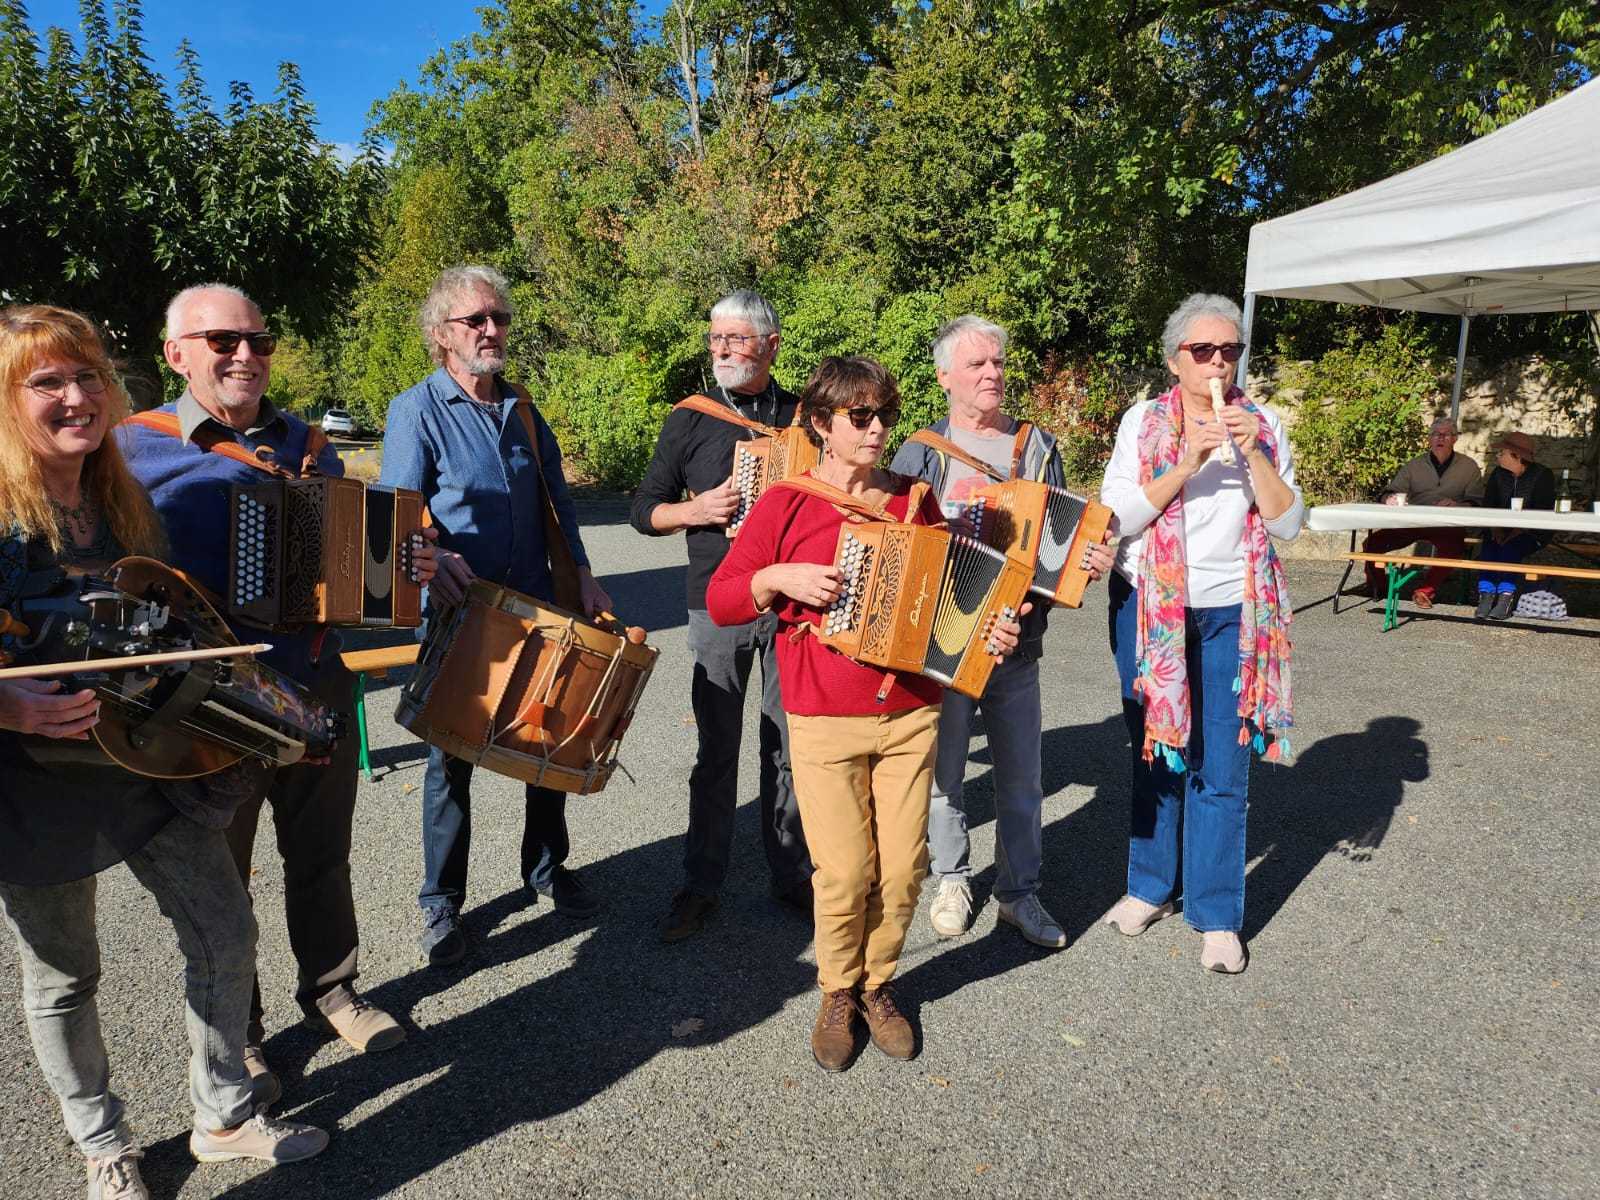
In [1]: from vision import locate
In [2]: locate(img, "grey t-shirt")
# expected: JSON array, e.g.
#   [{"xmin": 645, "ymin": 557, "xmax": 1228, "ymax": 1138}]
[{"xmin": 938, "ymin": 425, "xmax": 1017, "ymax": 507}]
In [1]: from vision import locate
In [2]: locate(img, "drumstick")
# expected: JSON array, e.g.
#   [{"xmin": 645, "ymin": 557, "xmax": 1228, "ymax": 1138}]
[
  {"xmin": 596, "ymin": 610, "xmax": 648, "ymax": 645},
  {"xmin": 1210, "ymin": 377, "xmax": 1235, "ymax": 465},
  {"xmin": 0, "ymin": 642, "xmax": 273, "ymax": 681}
]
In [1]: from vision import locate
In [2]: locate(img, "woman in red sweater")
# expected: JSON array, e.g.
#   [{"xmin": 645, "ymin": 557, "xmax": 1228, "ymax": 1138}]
[{"xmin": 708, "ymin": 356, "xmax": 1024, "ymax": 1072}]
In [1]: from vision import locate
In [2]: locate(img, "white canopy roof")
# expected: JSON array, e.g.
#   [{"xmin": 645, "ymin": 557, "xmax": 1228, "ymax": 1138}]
[{"xmin": 1243, "ymin": 77, "xmax": 1600, "ymax": 315}]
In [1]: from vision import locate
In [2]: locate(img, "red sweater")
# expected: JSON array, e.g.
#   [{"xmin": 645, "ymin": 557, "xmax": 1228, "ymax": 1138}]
[{"xmin": 707, "ymin": 478, "xmax": 947, "ymax": 716}]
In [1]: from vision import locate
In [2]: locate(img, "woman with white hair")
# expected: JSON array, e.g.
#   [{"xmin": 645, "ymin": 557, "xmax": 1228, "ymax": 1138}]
[{"xmin": 1098, "ymin": 293, "xmax": 1304, "ymax": 974}]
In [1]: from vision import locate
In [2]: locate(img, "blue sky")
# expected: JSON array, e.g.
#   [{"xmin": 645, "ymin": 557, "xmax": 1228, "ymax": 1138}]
[{"xmin": 23, "ymin": 1, "xmax": 522, "ymax": 151}]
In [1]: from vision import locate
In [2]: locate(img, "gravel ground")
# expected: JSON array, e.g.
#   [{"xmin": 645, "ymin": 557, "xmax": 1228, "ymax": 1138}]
[{"xmin": 3, "ymin": 495, "xmax": 1596, "ymax": 1200}]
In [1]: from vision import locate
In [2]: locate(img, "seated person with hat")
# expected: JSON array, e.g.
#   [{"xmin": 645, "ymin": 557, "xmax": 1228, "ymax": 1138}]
[
  {"xmin": 1474, "ymin": 430, "xmax": 1556, "ymax": 621},
  {"xmin": 1359, "ymin": 417, "xmax": 1480, "ymax": 607}
]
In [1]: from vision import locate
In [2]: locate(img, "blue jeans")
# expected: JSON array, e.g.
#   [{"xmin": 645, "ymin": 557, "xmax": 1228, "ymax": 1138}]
[
  {"xmin": 419, "ymin": 748, "xmax": 568, "ymax": 913},
  {"xmin": 927, "ymin": 655, "xmax": 1044, "ymax": 903},
  {"xmin": 0, "ymin": 814, "xmax": 257, "ymax": 1157},
  {"xmin": 683, "ymin": 609, "xmax": 809, "ymax": 896},
  {"xmin": 1477, "ymin": 532, "xmax": 1541, "ymax": 592},
  {"xmin": 1108, "ymin": 571, "xmax": 1250, "ymax": 933}
]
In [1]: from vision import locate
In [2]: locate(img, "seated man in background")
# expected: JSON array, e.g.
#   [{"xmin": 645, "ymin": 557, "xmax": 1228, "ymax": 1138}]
[
  {"xmin": 1359, "ymin": 417, "xmax": 1479, "ymax": 607},
  {"xmin": 1474, "ymin": 430, "xmax": 1556, "ymax": 621}
]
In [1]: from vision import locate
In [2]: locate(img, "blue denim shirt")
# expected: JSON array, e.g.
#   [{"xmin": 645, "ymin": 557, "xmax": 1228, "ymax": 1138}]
[{"xmin": 380, "ymin": 368, "xmax": 589, "ymax": 604}]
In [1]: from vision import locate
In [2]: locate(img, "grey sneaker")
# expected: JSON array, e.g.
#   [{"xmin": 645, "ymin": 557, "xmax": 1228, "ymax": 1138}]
[
  {"xmin": 87, "ymin": 1149, "xmax": 149, "ymax": 1200},
  {"xmin": 418, "ymin": 906, "xmax": 466, "ymax": 966},
  {"xmin": 190, "ymin": 1109, "xmax": 329, "ymax": 1164},
  {"xmin": 997, "ymin": 893, "xmax": 1067, "ymax": 949},
  {"xmin": 534, "ymin": 866, "xmax": 600, "ymax": 918},
  {"xmin": 1488, "ymin": 591, "xmax": 1515, "ymax": 621},
  {"xmin": 928, "ymin": 877, "xmax": 973, "ymax": 937}
]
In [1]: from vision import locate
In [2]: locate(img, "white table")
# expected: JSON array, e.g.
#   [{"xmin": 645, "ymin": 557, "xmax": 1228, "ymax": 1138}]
[
  {"xmin": 1307, "ymin": 502, "xmax": 1600, "ymax": 535},
  {"xmin": 1305, "ymin": 503, "xmax": 1600, "ymax": 623}
]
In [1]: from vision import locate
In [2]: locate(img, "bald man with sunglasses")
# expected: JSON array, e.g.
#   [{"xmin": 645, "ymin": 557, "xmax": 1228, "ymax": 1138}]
[{"xmin": 120, "ymin": 283, "xmax": 409, "ymax": 1110}]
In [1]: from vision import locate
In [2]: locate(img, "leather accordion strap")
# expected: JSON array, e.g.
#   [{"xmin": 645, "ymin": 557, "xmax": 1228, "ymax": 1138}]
[
  {"xmin": 507, "ymin": 385, "xmax": 585, "ymax": 614},
  {"xmin": 122, "ymin": 411, "xmax": 329, "ymax": 479},
  {"xmin": 905, "ymin": 422, "xmax": 1036, "ymax": 482},
  {"xmin": 671, "ymin": 392, "xmax": 779, "ymax": 436}
]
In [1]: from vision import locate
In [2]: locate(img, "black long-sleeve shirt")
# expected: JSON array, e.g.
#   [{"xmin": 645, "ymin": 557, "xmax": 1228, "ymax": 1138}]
[
  {"xmin": 629, "ymin": 381, "xmax": 800, "ymax": 609},
  {"xmin": 1480, "ymin": 462, "xmax": 1557, "ymax": 547}
]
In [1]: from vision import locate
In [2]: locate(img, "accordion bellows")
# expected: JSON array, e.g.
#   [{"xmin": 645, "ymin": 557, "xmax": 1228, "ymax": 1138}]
[
  {"xmin": 728, "ymin": 427, "xmax": 822, "ymax": 537},
  {"xmin": 228, "ymin": 477, "xmax": 424, "ymax": 628},
  {"xmin": 965, "ymin": 479, "xmax": 1112, "ymax": 608},
  {"xmin": 817, "ymin": 521, "xmax": 1031, "ymax": 699}
]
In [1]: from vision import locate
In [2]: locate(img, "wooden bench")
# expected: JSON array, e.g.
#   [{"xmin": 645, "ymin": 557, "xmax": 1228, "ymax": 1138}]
[
  {"xmin": 1343, "ymin": 550, "xmax": 1600, "ymax": 630},
  {"xmin": 339, "ymin": 644, "xmax": 421, "ymax": 780}
]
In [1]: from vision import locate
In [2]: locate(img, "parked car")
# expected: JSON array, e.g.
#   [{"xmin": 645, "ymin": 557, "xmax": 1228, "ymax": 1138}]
[{"xmin": 320, "ymin": 408, "xmax": 357, "ymax": 437}]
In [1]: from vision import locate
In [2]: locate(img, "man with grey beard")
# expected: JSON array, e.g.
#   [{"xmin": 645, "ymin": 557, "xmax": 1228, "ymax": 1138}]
[
  {"xmin": 629, "ymin": 290, "xmax": 813, "ymax": 942},
  {"xmin": 382, "ymin": 264, "xmax": 613, "ymax": 967}
]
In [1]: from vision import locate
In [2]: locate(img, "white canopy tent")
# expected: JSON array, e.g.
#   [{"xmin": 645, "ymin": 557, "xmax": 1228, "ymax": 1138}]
[{"xmin": 1239, "ymin": 76, "xmax": 1600, "ymax": 419}]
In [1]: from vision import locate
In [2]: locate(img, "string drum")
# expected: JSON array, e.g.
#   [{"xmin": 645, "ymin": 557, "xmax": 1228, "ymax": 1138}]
[{"xmin": 396, "ymin": 581, "xmax": 658, "ymax": 795}]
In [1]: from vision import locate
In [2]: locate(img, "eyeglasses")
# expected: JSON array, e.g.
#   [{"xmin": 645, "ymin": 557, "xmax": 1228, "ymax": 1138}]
[
  {"xmin": 25, "ymin": 368, "xmax": 110, "ymax": 400},
  {"xmin": 1178, "ymin": 341, "xmax": 1245, "ymax": 365},
  {"xmin": 446, "ymin": 310, "xmax": 513, "ymax": 331},
  {"xmin": 707, "ymin": 332, "xmax": 767, "ymax": 351},
  {"xmin": 180, "ymin": 329, "xmax": 278, "ymax": 356},
  {"xmin": 832, "ymin": 405, "xmax": 900, "ymax": 430}
]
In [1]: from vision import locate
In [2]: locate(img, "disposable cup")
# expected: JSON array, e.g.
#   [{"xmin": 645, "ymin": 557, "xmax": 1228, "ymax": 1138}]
[
  {"xmin": 1393, "ymin": 493, "xmax": 1408, "ymax": 507},
  {"xmin": 1591, "ymin": 501, "xmax": 1600, "ymax": 514},
  {"xmin": 1510, "ymin": 497, "xmax": 1525, "ymax": 511}
]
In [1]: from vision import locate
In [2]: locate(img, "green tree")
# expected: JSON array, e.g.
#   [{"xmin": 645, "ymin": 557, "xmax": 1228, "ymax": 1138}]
[{"xmin": 0, "ymin": 0, "xmax": 379, "ymax": 388}]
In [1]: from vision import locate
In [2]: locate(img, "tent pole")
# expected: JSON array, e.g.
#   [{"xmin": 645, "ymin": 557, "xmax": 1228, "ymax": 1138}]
[
  {"xmin": 1450, "ymin": 315, "xmax": 1471, "ymax": 423},
  {"xmin": 1237, "ymin": 292, "xmax": 1257, "ymax": 392}
]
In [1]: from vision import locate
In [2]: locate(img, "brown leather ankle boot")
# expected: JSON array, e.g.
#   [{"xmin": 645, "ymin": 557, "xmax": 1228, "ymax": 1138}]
[
  {"xmin": 859, "ymin": 983, "xmax": 915, "ymax": 1060},
  {"xmin": 811, "ymin": 987, "xmax": 858, "ymax": 1072}
]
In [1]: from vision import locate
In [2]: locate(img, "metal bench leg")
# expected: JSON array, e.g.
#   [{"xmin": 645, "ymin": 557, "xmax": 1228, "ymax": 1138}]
[
  {"xmin": 353, "ymin": 670, "xmax": 372, "ymax": 781},
  {"xmin": 1333, "ymin": 531, "xmax": 1359, "ymax": 614},
  {"xmin": 1383, "ymin": 563, "xmax": 1421, "ymax": 631}
]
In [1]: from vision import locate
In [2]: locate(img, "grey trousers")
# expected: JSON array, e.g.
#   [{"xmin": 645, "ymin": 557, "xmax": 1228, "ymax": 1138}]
[
  {"xmin": 927, "ymin": 655, "xmax": 1045, "ymax": 904},
  {"xmin": 0, "ymin": 813, "xmax": 257, "ymax": 1158},
  {"xmin": 683, "ymin": 609, "xmax": 811, "ymax": 895}
]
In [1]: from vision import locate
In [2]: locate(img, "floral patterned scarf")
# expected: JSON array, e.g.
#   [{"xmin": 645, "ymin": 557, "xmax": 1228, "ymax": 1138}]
[{"xmin": 1133, "ymin": 384, "xmax": 1293, "ymax": 768}]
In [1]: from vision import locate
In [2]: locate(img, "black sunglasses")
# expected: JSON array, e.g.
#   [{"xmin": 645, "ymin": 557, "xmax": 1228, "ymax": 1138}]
[
  {"xmin": 181, "ymin": 329, "xmax": 277, "ymax": 356},
  {"xmin": 833, "ymin": 405, "xmax": 900, "ymax": 430},
  {"xmin": 1178, "ymin": 341, "xmax": 1245, "ymax": 364},
  {"xmin": 447, "ymin": 310, "xmax": 513, "ymax": 331}
]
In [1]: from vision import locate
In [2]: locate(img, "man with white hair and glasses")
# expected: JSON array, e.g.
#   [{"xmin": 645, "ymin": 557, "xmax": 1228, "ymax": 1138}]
[
  {"xmin": 630, "ymin": 289, "xmax": 813, "ymax": 942},
  {"xmin": 891, "ymin": 315, "xmax": 1112, "ymax": 948},
  {"xmin": 382, "ymin": 264, "xmax": 613, "ymax": 967}
]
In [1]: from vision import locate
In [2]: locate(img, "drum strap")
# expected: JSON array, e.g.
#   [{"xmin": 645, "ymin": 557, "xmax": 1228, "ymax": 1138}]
[
  {"xmin": 905, "ymin": 421, "xmax": 1034, "ymax": 482},
  {"xmin": 505, "ymin": 385, "xmax": 585, "ymax": 614}
]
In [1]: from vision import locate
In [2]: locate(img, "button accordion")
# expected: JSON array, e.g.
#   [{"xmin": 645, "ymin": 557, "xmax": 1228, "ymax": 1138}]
[
  {"xmin": 962, "ymin": 479, "xmax": 1112, "ymax": 608},
  {"xmin": 728, "ymin": 427, "xmax": 821, "ymax": 538},
  {"xmin": 817, "ymin": 522, "xmax": 1032, "ymax": 699},
  {"xmin": 228, "ymin": 478, "xmax": 425, "ymax": 628}
]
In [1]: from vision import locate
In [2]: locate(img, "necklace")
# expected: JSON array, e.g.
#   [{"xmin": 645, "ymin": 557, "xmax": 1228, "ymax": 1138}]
[{"xmin": 51, "ymin": 493, "xmax": 99, "ymax": 543}]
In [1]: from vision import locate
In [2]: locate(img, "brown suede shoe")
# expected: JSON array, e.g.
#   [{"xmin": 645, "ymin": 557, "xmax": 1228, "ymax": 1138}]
[
  {"xmin": 304, "ymin": 996, "xmax": 405, "ymax": 1052},
  {"xmin": 811, "ymin": 988, "xmax": 858, "ymax": 1072},
  {"xmin": 859, "ymin": 983, "xmax": 916, "ymax": 1060}
]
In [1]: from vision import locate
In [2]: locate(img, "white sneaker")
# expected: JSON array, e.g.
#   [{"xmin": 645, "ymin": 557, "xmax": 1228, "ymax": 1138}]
[
  {"xmin": 1200, "ymin": 931, "xmax": 1248, "ymax": 974},
  {"xmin": 1102, "ymin": 894, "xmax": 1176, "ymax": 937},
  {"xmin": 929, "ymin": 877, "xmax": 973, "ymax": 937},
  {"xmin": 997, "ymin": 893, "xmax": 1067, "ymax": 949},
  {"xmin": 87, "ymin": 1149, "xmax": 149, "ymax": 1200},
  {"xmin": 190, "ymin": 1109, "xmax": 329, "ymax": 1164}
]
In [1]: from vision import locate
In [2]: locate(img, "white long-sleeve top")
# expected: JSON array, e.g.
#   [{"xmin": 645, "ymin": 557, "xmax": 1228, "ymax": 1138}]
[{"xmin": 1100, "ymin": 399, "xmax": 1306, "ymax": 607}]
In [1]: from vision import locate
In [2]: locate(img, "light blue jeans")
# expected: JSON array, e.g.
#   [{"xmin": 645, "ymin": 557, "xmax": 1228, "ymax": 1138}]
[
  {"xmin": 0, "ymin": 813, "xmax": 258, "ymax": 1158},
  {"xmin": 1108, "ymin": 571, "xmax": 1250, "ymax": 933},
  {"xmin": 927, "ymin": 655, "xmax": 1044, "ymax": 904}
]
